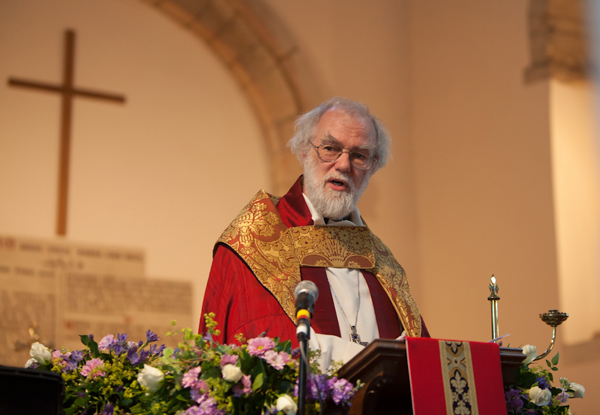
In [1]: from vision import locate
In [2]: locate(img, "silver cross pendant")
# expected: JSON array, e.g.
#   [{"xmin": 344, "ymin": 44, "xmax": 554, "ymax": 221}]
[{"xmin": 350, "ymin": 326, "xmax": 368, "ymax": 346}]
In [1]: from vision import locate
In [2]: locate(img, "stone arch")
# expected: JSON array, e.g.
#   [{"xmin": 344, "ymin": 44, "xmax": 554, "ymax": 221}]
[{"xmin": 139, "ymin": 0, "xmax": 315, "ymax": 193}]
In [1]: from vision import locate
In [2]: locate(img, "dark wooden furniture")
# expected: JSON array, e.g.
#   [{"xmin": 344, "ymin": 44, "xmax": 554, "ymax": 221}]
[
  {"xmin": 333, "ymin": 339, "xmax": 523, "ymax": 415},
  {"xmin": 0, "ymin": 366, "xmax": 65, "ymax": 415}
]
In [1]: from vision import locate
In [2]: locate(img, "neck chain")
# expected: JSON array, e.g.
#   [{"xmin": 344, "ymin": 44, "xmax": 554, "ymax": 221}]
[{"xmin": 328, "ymin": 273, "xmax": 368, "ymax": 346}]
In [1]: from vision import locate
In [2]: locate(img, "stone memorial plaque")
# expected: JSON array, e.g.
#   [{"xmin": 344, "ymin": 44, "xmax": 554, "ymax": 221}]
[{"xmin": 0, "ymin": 235, "xmax": 192, "ymax": 367}]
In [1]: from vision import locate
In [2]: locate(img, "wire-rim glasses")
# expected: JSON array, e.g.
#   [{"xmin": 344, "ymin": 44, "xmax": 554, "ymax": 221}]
[{"xmin": 311, "ymin": 142, "xmax": 374, "ymax": 170}]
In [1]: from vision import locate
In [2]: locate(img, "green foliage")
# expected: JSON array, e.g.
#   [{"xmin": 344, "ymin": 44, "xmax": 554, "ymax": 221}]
[
  {"xmin": 29, "ymin": 313, "xmax": 361, "ymax": 414},
  {"xmin": 506, "ymin": 349, "xmax": 583, "ymax": 415}
]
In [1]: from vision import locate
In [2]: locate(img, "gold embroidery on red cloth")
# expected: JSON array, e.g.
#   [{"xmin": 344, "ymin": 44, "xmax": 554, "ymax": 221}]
[
  {"xmin": 289, "ymin": 226, "xmax": 375, "ymax": 269},
  {"xmin": 369, "ymin": 234, "xmax": 422, "ymax": 337},
  {"xmin": 217, "ymin": 189, "xmax": 422, "ymax": 337},
  {"xmin": 439, "ymin": 341, "xmax": 479, "ymax": 415}
]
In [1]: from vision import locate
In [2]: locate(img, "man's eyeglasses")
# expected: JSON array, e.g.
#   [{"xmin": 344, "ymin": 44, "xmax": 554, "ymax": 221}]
[{"xmin": 311, "ymin": 142, "xmax": 374, "ymax": 170}]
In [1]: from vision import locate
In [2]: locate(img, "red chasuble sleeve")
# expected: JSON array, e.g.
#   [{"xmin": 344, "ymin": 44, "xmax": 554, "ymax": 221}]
[{"xmin": 200, "ymin": 244, "xmax": 299, "ymax": 346}]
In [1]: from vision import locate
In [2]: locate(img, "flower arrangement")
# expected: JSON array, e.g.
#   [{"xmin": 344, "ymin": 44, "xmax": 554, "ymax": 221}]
[
  {"xmin": 504, "ymin": 345, "xmax": 585, "ymax": 415},
  {"xmin": 26, "ymin": 314, "xmax": 360, "ymax": 415}
]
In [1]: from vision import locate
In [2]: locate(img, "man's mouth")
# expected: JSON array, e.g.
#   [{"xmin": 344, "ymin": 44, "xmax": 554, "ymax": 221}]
[{"xmin": 327, "ymin": 178, "xmax": 348, "ymax": 190}]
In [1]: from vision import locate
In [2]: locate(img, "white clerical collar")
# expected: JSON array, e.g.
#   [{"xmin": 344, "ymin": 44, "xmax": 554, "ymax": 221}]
[{"xmin": 302, "ymin": 193, "xmax": 364, "ymax": 227}]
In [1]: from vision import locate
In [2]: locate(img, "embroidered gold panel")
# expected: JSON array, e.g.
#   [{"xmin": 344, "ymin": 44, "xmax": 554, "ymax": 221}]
[
  {"xmin": 289, "ymin": 226, "xmax": 375, "ymax": 269},
  {"xmin": 439, "ymin": 341, "xmax": 479, "ymax": 415},
  {"xmin": 217, "ymin": 190, "xmax": 422, "ymax": 337}
]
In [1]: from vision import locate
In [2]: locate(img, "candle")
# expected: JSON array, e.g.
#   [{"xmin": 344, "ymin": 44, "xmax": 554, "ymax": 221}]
[{"xmin": 488, "ymin": 275, "xmax": 500, "ymax": 342}]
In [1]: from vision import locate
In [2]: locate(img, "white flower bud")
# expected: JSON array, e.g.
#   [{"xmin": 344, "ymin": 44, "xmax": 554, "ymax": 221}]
[
  {"xmin": 569, "ymin": 382, "xmax": 585, "ymax": 399},
  {"xmin": 276, "ymin": 394, "xmax": 297, "ymax": 415},
  {"xmin": 529, "ymin": 386, "xmax": 552, "ymax": 406},
  {"xmin": 29, "ymin": 342, "xmax": 52, "ymax": 365},
  {"xmin": 521, "ymin": 344, "xmax": 537, "ymax": 364},
  {"xmin": 221, "ymin": 364, "xmax": 243, "ymax": 383},
  {"xmin": 137, "ymin": 364, "xmax": 164, "ymax": 393}
]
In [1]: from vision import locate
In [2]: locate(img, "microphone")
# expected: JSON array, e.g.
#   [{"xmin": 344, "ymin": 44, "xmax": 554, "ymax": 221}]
[{"xmin": 294, "ymin": 281, "xmax": 319, "ymax": 339}]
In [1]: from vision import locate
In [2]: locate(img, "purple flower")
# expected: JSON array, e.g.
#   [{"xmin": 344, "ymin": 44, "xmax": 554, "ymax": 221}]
[
  {"xmin": 88, "ymin": 334, "xmax": 94, "ymax": 341},
  {"xmin": 50, "ymin": 350, "xmax": 78, "ymax": 373},
  {"xmin": 329, "ymin": 377, "xmax": 354, "ymax": 404},
  {"xmin": 220, "ymin": 354, "xmax": 238, "ymax": 368},
  {"xmin": 536, "ymin": 376, "xmax": 550, "ymax": 390},
  {"xmin": 295, "ymin": 374, "xmax": 329, "ymax": 401},
  {"xmin": 555, "ymin": 389, "xmax": 569, "ymax": 404},
  {"xmin": 189, "ymin": 380, "xmax": 210, "ymax": 403},
  {"xmin": 113, "ymin": 344, "xmax": 124, "ymax": 356},
  {"xmin": 505, "ymin": 388, "xmax": 524, "ymax": 412},
  {"xmin": 149, "ymin": 344, "xmax": 166, "ymax": 356},
  {"xmin": 24, "ymin": 359, "xmax": 38, "ymax": 369},
  {"xmin": 247, "ymin": 337, "xmax": 276, "ymax": 357},
  {"xmin": 233, "ymin": 374, "xmax": 252, "ymax": 397},
  {"xmin": 184, "ymin": 406, "xmax": 201, "ymax": 415},
  {"xmin": 98, "ymin": 335, "xmax": 116, "ymax": 353},
  {"xmin": 139, "ymin": 349, "xmax": 150, "ymax": 362},
  {"xmin": 127, "ymin": 349, "xmax": 141, "ymax": 366},
  {"xmin": 70, "ymin": 350, "xmax": 84, "ymax": 363},
  {"xmin": 99, "ymin": 403, "xmax": 114, "ymax": 415},
  {"xmin": 185, "ymin": 394, "xmax": 225, "ymax": 415},
  {"xmin": 263, "ymin": 406, "xmax": 277, "ymax": 415},
  {"xmin": 65, "ymin": 358, "xmax": 79, "ymax": 372},
  {"xmin": 182, "ymin": 367, "xmax": 202, "ymax": 388},
  {"xmin": 146, "ymin": 330, "xmax": 159, "ymax": 343},
  {"xmin": 117, "ymin": 333, "xmax": 127, "ymax": 344}
]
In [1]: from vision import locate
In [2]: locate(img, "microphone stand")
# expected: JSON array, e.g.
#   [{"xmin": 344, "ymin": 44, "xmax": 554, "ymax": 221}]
[
  {"xmin": 296, "ymin": 312, "xmax": 311, "ymax": 415},
  {"xmin": 293, "ymin": 281, "xmax": 318, "ymax": 415}
]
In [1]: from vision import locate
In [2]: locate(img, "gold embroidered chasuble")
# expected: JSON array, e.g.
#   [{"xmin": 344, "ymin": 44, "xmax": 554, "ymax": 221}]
[{"xmin": 217, "ymin": 190, "xmax": 423, "ymax": 338}]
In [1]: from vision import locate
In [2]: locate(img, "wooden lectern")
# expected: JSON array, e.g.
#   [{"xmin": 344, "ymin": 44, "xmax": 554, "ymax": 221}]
[{"xmin": 332, "ymin": 339, "xmax": 523, "ymax": 415}]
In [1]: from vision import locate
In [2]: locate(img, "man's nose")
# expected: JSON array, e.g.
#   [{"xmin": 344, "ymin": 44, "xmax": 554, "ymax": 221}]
[{"xmin": 335, "ymin": 151, "xmax": 352, "ymax": 171}]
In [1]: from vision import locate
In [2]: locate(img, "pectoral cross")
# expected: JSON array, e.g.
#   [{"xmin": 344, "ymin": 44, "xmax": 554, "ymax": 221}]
[
  {"xmin": 350, "ymin": 326, "xmax": 368, "ymax": 346},
  {"xmin": 8, "ymin": 30, "xmax": 126, "ymax": 236}
]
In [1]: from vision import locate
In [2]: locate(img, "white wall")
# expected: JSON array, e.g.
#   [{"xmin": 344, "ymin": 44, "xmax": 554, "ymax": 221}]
[{"xmin": 0, "ymin": 0, "xmax": 268, "ymax": 331}]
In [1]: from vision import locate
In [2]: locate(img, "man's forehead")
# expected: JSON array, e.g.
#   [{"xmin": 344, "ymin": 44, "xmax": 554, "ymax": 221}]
[{"xmin": 316, "ymin": 109, "xmax": 376, "ymax": 145}]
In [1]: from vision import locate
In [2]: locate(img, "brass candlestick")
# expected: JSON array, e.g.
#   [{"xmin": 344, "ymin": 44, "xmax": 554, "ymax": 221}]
[
  {"xmin": 488, "ymin": 275, "xmax": 500, "ymax": 343},
  {"xmin": 533, "ymin": 309, "xmax": 569, "ymax": 361}
]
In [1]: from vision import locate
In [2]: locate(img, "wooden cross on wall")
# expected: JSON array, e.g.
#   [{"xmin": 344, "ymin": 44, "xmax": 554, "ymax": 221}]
[{"xmin": 8, "ymin": 29, "xmax": 126, "ymax": 236}]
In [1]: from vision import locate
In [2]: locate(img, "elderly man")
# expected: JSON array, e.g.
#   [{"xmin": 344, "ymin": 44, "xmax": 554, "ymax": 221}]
[{"xmin": 200, "ymin": 97, "xmax": 429, "ymax": 367}]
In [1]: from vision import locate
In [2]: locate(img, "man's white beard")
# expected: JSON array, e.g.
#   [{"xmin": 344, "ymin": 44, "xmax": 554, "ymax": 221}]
[{"xmin": 303, "ymin": 157, "xmax": 370, "ymax": 220}]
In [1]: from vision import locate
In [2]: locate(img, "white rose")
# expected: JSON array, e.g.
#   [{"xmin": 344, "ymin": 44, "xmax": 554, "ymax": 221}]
[
  {"xmin": 569, "ymin": 382, "xmax": 585, "ymax": 399},
  {"xmin": 25, "ymin": 358, "xmax": 37, "ymax": 368},
  {"xmin": 276, "ymin": 394, "xmax": 297, "ymax": 415},
  {"xmin": 529, "ymin": 386, "xmax": 552, "ymax": 406},
  {"xmin": 137, "ymin": 364, "xmax": 164, "ymax": 393},
  {"xmin": 221, "ymin": 364, "xmax": 243, "ymax": 383},
  {"xmin": 29, "ymin": 342, "xmax": 52, "ymax": 365},
  {"xmin": 521, "ymin": 344, "xmax": 537, "ymax": 364}
]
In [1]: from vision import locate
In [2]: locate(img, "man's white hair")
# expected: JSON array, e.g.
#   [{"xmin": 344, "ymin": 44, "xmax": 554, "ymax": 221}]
[{"xmin": 287, "ymin": 97, "xmax": 391, "ymax": 173}]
